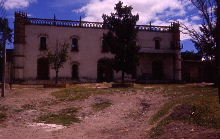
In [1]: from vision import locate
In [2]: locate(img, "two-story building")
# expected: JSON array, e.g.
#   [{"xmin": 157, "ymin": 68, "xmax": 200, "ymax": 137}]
[{"xmin": 12, "ymin": 12, "xmax": 181, "ymax": 83}]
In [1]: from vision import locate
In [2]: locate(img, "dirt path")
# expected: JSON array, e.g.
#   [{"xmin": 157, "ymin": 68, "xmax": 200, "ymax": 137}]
[{"xmin": 0, "ymin": 87, "xmax": 167, "ymax": 139}]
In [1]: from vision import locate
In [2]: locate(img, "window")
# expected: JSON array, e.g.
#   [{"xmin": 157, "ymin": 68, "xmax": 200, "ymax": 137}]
[
  {"xmin": 72, "ymin": 64, "xmax": 79, "ymax": 80},
  {"xmin": 71, "ymin": 38, "xmax": 78, "ymax": 51},
  {"xmin": 155, "ymin": 39, "xmax": 160, "ymax": 49},
  {"xmin": 40, "ymin": 37, "xmax": 47, "ymax": 50}
]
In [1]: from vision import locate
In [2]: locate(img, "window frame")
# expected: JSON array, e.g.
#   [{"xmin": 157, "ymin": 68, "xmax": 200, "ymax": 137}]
[
  {"xmin": 39, "ymin": 37, "xmax": 47, "ymax": 50},
  {"xmin": 70, "ymin": 35, "xmax": 80, "ymax": 52},
  {"xmin": 71, "ymin": 38, "xmax": 79, "ymax": 51},
  {"xmin": 153, "ymin": 37, "xmax": 161, "ymax": 50}
]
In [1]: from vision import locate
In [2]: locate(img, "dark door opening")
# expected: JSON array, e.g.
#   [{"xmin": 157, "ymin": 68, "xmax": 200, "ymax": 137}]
[
  {"xmin": 97, "ymin": 58, "xmax": 114, "ymax": 82},
  {"xmin": 152, "ymin": 60, "xmax": 164, "ymax": 80},
  {"xmin": 72, "ymin": 64, "xmax": 79, "ymax": 80},
  {"xmin": 37, "ymin": 58, "xmax": 49, "ymax": 80}
]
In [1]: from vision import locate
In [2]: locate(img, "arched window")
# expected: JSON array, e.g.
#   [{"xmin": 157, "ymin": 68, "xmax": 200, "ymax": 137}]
[
  {"xmin": 70, "ymin": 35, "xmax": 80, "ymax": 52},
  {"xmin": 72, "ymin": 64, "xmax": 79, "ymax": 80},
  {"xmin": 71, "ymin": 38, "xmax": 78, "ymax": 51}
]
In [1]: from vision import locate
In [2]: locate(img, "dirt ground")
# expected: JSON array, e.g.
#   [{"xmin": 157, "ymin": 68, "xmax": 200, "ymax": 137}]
[{"xmin": 0, "ymin": 85, "xmax": 219, "ymax": 139}]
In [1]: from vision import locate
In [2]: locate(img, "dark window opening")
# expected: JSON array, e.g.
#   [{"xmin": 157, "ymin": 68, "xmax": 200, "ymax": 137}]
[
  {"xmin": 40, "ymin": 37, "xmax": 47, "ymax": 50},
  {"xmin": 155, "ymin": 40, "xmax": 160, "ymax": 49},
  {"xmin": 71, "ymin": 38, "xmax": 78, "ymax": 51},
  {"xmin": 72, "ymin": 64, "xmax": 79, "ymax": 80}
]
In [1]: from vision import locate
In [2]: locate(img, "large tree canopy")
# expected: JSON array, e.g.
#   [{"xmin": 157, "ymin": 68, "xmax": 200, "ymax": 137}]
[{"xmin": 102, "ymin": 1, "xmax": 140, "ymax": 82}]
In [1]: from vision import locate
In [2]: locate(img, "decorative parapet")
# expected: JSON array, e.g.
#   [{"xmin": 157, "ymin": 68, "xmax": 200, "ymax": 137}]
[
  {"xmin": 14, "ymin": 11, "xmax": 179, "ymax": 33},
  {"xmin": 27, "ymin": 18, "xmax": 174, "ymax": 32}
]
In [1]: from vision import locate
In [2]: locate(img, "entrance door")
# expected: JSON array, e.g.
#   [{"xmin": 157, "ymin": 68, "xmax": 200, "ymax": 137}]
[
  {"xmin": 97, "ymin": 58, "xmax": 114, "ymax": 82},
  {"xmin": 152, "ymin": 60, "xmax": 164, "ymax": 80},
  {"xmin": 37, "ymin": 58, "xmax": 49, "ymax": 80},
  {"xmin": 72, "ymin": 64, "xmax": 79, "ymax": 80}
]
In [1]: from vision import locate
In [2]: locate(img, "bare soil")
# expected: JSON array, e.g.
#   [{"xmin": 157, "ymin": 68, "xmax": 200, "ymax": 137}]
[
  {"xmin": 0, "ymin": 85, "xmax": 219, "ymax": 139},
  {"xmin": 159, "ymin": 122, "xmax": 220, "ymax": 139}
]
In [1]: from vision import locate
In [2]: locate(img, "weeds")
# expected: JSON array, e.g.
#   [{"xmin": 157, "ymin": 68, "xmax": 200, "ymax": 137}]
[
  {"xmin": 92, "ymin": 102, "xmax": 112, "ymax": 111},
  {"xmin": 36, "ymin": 107, "xmax": 80, "ymax": 126}
]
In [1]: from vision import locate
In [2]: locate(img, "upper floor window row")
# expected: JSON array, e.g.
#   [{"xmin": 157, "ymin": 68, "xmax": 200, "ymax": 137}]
[{"xmin": 39, "ymin": 35, "xmax": 80, "ymax": 52}]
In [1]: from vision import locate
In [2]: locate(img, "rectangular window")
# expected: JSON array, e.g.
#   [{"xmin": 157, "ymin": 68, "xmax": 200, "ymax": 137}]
[
  {"xmin": 155, "ymin": 40, "xmax": 160, "ymax": 49},
  {"xmin": 40, "ymin": 37, "xmax": 47, "ymax": 50},
  {"xmin": 71, "ymin": 38, "xmax": 78, "ymax": 51}
]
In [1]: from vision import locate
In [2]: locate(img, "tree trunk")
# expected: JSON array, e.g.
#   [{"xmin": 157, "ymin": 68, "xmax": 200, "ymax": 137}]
[
  {"xmin": 216, "ymin": 0, "xmax": 220, "ymax": 104},
  {"xmin": 55, "ymin": 70, "xmax": 59, "ymax": 84},
  {"xmin": 1, "ymin": 35, "xmax": 6, "ymax": 97},
  {"xmin": 121, "ymin": 71, "xmax": 124, "ymax": 83}
]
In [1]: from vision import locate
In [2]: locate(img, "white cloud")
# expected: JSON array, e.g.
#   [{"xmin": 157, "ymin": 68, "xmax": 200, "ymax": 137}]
[
  {"xmin": 74, "ymin": 0, "xmax": 200, "ymax": 41},
  {"xmin": 3, "ymin": 0, "xmax": 36, "ymax": 9},
  {"xmin": 191, "ymin": 15, "xmax": 201, "ymax": 21},
  {"xmin": 75, "ymin": 0, "xmax": 189, "ymax": 24}
]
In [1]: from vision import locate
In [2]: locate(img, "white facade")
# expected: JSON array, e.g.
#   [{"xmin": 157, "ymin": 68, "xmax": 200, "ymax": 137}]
[{"xmin": 13, "ymin": 12, "xmax": 181, "ymax": 83}]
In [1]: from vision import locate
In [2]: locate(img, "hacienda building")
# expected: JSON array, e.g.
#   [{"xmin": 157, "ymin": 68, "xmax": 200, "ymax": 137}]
[{"xmin": 12, "ymin": 12, "xmax": 182, "ymax": 83}]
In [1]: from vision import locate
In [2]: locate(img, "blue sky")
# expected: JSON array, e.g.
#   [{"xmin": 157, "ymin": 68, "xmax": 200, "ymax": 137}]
[{"xmin": 2, "ymin": 0, "xmax": 200, "ymax": 51}]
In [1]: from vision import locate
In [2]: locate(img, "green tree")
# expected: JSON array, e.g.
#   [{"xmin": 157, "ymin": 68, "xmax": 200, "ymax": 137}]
[
  {"xmin": 47, "ymin": 42, "xmax": 69, "ymax": 84},
  {"xmin": 0, "ymin": 0, "xmax": 12, "ymax": 97},
  {"xmin": 102, "ymin": 1, "xmax": 140, "ymax": 82}
]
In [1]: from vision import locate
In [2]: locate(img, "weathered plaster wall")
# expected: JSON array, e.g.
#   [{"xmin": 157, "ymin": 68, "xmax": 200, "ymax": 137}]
[{"xmin": 14, "ymin": 24, "xmax": 178, "ymax": 82}]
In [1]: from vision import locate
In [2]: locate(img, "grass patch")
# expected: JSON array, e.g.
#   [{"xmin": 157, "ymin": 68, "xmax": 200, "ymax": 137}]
[
  {"xmin": 51, "ymin": 86, "xmax": 105, "ymax": 101},
  {"xmin": 36, "ymin": 107, "xmax": 80, "ymax": 126},
  {"xmin": 0, "ymin": 113, "xmax": 6, "ymax": 123},
  {"xmin": 92, "ymin": 102, "xmax": 112, "ymax": 111},
  {"xmin": 149, "ymin": 85, "xmax": 218, "ymax": 125},
  {"xmin": 149, "ymin": 84, "xmax": 219, "ymax": 138},
  {"xmin": 51, "ymin": 84, "xmax": 147, "ymax": 102},
  {"xmin": 61, "ymin": 107, "xmax": 80, "ymax": 114},
  {"xmin": 149, "ymin": 117, "xmax": 173, "ymax": 138},
  {"xmin": 36, "ymin": 113, "xmax": 80, "ymax": 126}
]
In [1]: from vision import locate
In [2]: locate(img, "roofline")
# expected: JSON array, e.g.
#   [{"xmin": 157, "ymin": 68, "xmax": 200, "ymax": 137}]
[{"xmin": 15, "ymin": 11, "xmax": 180, "ymax": 32}]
